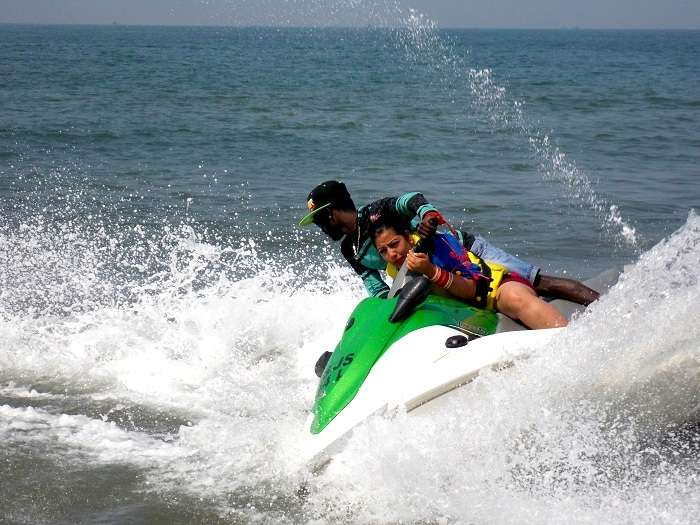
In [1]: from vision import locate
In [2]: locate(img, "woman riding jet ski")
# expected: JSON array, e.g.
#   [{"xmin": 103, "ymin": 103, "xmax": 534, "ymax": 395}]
[{"xmin": 370, "ymin": 211, "xmax": 567, "ymax": 330}]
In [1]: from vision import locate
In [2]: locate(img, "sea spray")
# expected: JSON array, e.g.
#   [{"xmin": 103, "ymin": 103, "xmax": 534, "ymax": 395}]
[
  {"xmin": 0, "ymin": 203, "xmax": 363, "ymax": 520},
  {"xmin": 395, "ymin": 6, "xmax": 640, "ymax": 247}
]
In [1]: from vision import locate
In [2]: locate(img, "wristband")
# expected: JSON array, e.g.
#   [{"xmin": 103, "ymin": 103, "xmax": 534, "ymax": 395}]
[{"xmin": 423, "ymin": 210, "xmax": 444, "ymax": 224}]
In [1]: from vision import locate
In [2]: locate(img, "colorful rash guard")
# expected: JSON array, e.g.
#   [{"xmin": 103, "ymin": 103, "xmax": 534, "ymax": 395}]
[{"xmin": 339, "ymin": 192, "xmax": 477, "ymax": 297}]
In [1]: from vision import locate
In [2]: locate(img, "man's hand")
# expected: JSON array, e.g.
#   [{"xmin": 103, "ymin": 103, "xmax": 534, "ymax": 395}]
[{"xmin": 417, "ymin": 211, "xmax": 443, "ymax": 238}]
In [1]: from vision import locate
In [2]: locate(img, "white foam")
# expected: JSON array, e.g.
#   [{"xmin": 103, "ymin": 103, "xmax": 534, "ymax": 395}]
[
  {"xmin": 0, "ymin": 382, "xmax": 58, "ymax": 399},
  {"xmin": 1, "ymin": 213, "xmax": 699, "ymax": 521},
  {"xmin": 0, "ymin": 404, "xmax": 186, "ymax": 465}
]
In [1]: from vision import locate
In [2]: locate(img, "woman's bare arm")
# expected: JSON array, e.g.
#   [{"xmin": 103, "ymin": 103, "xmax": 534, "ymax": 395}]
[{"xmin": 406, "ymin": 251, "xmax": 476, "ymax": 300}]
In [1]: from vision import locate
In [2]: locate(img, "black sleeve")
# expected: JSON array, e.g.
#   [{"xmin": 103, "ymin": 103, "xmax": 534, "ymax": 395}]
[{"xmin": 340, "ymin": 236, "xmax": 368, "ymax": 276}]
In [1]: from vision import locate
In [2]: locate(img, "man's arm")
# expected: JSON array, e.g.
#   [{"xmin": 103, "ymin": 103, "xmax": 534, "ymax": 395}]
[
  {"xmin": 340, "ymin": 236, "xmax": 390, "ymax": 297},
  {"xmin": 360, "ymin": 269, "xmax": 390, "ymax": 298},
  {"xmin": 366, "ymin": 193, "xmax": 438, "ymax": 227},
  {"xmin": 394, "ymin": 192, "xmax": 438, "ymax": 222}
]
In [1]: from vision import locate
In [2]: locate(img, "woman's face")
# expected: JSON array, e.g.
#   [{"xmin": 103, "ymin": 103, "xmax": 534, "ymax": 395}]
[{"xmin": 374, "ymin": 227, "xmax": 412, "ymax": 266}]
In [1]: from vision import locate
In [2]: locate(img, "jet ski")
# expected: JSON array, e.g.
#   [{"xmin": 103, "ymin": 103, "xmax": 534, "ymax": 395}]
[{"xmin": 303, "ymin": 266, "xmax": 621, "ymax": 467}]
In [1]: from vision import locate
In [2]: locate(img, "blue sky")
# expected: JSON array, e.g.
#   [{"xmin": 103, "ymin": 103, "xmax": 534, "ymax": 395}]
[{"xmin": 1, "ymin": 0, "xmax": 699, "ymax": 29}]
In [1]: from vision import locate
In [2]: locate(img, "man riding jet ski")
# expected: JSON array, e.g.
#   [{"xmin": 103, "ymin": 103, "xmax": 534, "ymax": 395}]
[{"xmin": 299, "ymin": 180, "xmax": 599, "ymax": 305}]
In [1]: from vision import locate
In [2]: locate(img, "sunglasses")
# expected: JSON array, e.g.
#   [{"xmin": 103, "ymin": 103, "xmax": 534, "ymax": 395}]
[{"xmin": 312, "ymin": 207, "xmax": 332, "ymax": 227}]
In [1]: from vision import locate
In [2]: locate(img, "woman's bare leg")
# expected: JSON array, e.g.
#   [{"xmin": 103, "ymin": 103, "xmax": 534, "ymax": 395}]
[{"xmin": 495, "ymin": 281, "xmax": 568, "ymax": 329}]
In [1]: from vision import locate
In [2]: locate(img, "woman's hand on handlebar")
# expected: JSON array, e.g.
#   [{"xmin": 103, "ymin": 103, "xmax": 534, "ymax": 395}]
[{"xmin": 406, "ymin": 250, "xmax": 434, "ymax": 276}]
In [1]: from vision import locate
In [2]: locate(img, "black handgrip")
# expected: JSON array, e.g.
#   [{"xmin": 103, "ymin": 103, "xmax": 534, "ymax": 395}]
[
  {"xmin": 413, "ymin": 218, "xmax": 439, "ymax": 254},
  {"xmin": 389, "ymin": 276, "xmax": 432, "ymax": 323}
]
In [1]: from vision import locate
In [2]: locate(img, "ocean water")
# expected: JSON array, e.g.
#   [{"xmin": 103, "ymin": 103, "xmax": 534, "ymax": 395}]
[{"xmin": 1, "ymin": 14, "xmax": 700, "ymax": 525}]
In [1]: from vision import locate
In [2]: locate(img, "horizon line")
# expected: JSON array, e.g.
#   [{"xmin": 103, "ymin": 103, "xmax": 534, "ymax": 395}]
[{"xmin": 1, "ymin": 22, "xmax": 700, "ymax": 31}]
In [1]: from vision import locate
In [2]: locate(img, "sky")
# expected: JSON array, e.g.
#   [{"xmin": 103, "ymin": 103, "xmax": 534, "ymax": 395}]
[{"xmin": 1, "ymin": 0, "xmax": 699, "ymax": 29}]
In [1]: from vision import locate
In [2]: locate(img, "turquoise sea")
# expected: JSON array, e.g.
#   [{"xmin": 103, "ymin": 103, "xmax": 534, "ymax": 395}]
[{"xmin": 1, "ymin": 20, "xmax": 699, "ymax": 524}]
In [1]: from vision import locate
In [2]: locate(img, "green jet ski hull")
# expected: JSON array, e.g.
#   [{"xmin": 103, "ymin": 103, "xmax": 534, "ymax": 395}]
[
  {"xmin": 305, "ymin": 268, "xmax": 621, "ymax": 466},
  {"xmin": 311, "ymin": 294, "xmax": 499, "ymax": 434}
]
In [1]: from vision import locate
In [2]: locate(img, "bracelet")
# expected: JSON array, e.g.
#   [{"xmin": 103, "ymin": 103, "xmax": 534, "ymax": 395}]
[{"xmin": 429, "ymin": 266, "xmax": 453, "ymax": 288}]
